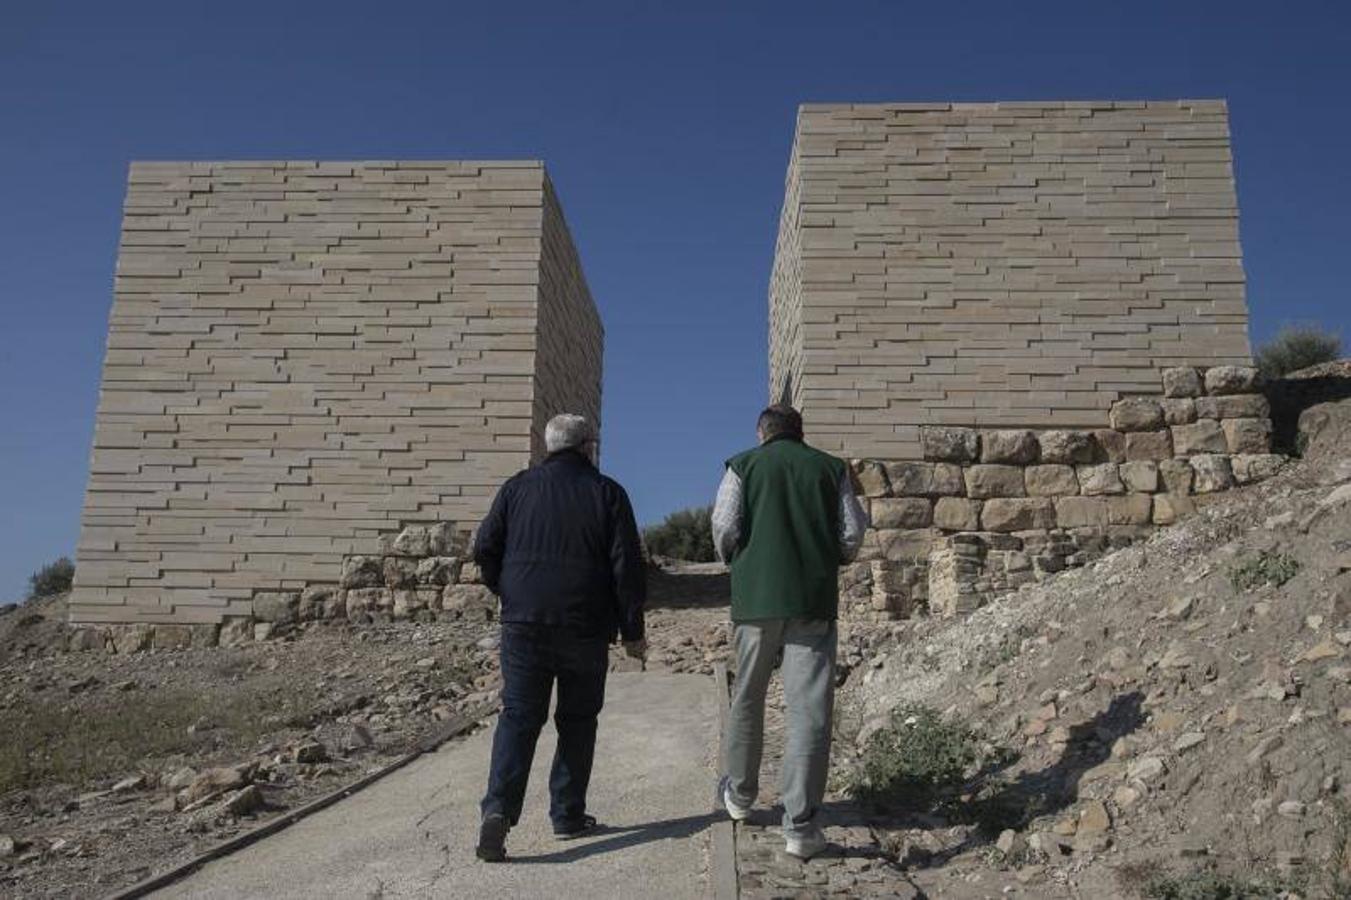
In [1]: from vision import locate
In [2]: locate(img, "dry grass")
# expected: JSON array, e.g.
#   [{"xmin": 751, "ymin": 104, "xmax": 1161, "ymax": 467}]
[{"xmin": 0, "ymin": 689, "xmax": 277, "ymax": 793}]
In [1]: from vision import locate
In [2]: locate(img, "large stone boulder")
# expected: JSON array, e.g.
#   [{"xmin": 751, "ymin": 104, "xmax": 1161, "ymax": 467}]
[
  {"xmin": 416, "ymin": 556, "xmax": 460, "ymax": 586},
  {"xmin": 921, "ymin": 426, "xmax": 979, "ymax": 463},
  {"xmin": 852, "ymin": 460, "xmax": 890, "ymax": 497},
  {"xmin": 391, "ymin": 526, "xmax": 431, "ymax": 557},
  {"xmin": 1203, "ymin": 366, "xmax": 1260, "ymax": 395},
  {"xmin": 1171, "ymin": 420, "xmax": 1227, "ymax": 455},
  {"xmin": 1055, "ymin": 497, "xmax": 1109, "ymax": 528},
  {"xmin": 964, "ymin": 465, "xmax": 1025, "ymax": 499},
  {"xmin": 252, "ymin": 589, "xmax": 299, "ymax": 624},
  {"xmin": 1109, "ymin": 398, "xmax": 1165, "ymax": 432},
  {"xmin": 1191, "ymin": 455, "xmax": 1235, "ymax": 493},
  {"xmin": 1232, "ymin": 454, "xmax": 1285, "ymax": 484},
  {"xmin": 1092, "ymin": 429, "xmax": 1126, "ymax": 463},
  {"xmin": 340, "ymin": 556, "xmax": 383, "ymax": 589},
  {"xmin": 1161, "ymin": 398, "xmax": 1197, "ymax": 425},
  {"xmin": 1223, "ymin": 418, "xmax": 1272, "ymax": 454},
  {"xmin": 980, "ymin": 430, "xmax": 1039, "ymax": 465},
  {"xmin": 382, "ymin": 557, "xmax": 418, "ymax": 589},
  {"xmin": 1038, "ymin": 430, "xmax": 1097, "ymax": 465},
  {"xmin": 1124, "ymin": 430, "xmax": 1172, "ymax": 461},
  {"xmin": 1162, "ymin": 367, "xmax": 1203, "ymax": 398},
  {"xmin": 933, "ymin": 497, "xmax": 982, "ymax": 531},
  {"xmin": 1158, "ymin": 459, "xmax": 1195, "ymax": 495},
  {"xmin": 981, "ymin": 498, "xmax": 1055, "ymax": 532},
  {"xmin": 1077, "ymin": 463, "xmax": 1125, "ymax": 496},
  {"xmin": 1108, "ymin": 494, "xmax": 1153, "ymax": 525},
  {"xmin": 298, "ymin": 585, "xmax": 341, "ymax": 621},
  {"xmin": 885, "ymin": 461, "xmax": 964, "ymax": 497},
  {"xmin": 1119, "ymin": 461, "xmax": 1159, "ymax": 493},
  {"xmin": 871, "ymin": 498, "xmax": 934, "ymax": 529},
  {"xmin": 1196, "ymin": 394, "xmax": 1270, "ymax": 420},
  {"xmin": 1024, "ymin": 464, "xmax": 1079, "ymax": 497}
]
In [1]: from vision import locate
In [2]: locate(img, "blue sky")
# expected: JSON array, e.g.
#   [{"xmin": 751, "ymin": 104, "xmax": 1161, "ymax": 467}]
[{"xmin": 2, "ymin": 1, "xmax": 1348, "ymax": 602}]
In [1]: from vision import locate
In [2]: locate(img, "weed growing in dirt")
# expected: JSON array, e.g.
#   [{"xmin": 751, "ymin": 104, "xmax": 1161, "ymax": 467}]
[
  {"xmin": 0, "ymin": 689, "xmax": 276, "ymax": 793},
  {"xmin": 1229, "ymin": 551, "xmax": 1300, "ymax": 592},
  {"xmin": 847, "ymin": 703, "xmax": 1011, "ymax": 810}
]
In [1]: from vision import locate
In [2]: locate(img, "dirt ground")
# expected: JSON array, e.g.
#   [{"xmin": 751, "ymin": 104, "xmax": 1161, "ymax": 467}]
[{"xmin": 0, "ymin": 566, "xmax": 730, "ymax": 899}]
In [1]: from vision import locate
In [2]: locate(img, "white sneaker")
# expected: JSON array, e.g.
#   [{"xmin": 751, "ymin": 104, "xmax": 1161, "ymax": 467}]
[
  {"xmin": 784, "ymin": 828, "xmax": 828, "ymax": 860},
  {"xmin": 721, "ymin": 778, "xmax": 752, "ymax": 822}
]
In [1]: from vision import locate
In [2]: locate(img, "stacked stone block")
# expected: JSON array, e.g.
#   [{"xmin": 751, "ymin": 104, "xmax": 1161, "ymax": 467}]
[
  {"xmin": 844, "ymin": 366, "xmax": 1284, "ymax": 619},
  {"xmin": 71, "ymin": 161, "xmax": 601, "ymax": 629},
  {"xmin": 769, "ymin": 100, "xmax": 1252, "ymax": 460}
]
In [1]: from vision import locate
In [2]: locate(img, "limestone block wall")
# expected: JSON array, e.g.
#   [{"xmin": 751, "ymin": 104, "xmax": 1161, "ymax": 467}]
[
  {"xmin": 531, "ymin": 178, "xmax": 604, "ymax": 458},
  {"xmin": 770, "ymin": 100, "xmax": 1253, "ymax": 460},
  {"xmin": 71, "ymin": 161, "xmax": 601, "ymax": 627},
  {"xmin": 840, "ymin": 365, "xmax": 1284, "ymax": 621}
]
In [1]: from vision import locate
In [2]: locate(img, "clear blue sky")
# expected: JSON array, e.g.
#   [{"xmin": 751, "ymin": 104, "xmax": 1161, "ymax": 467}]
[{"xmin": 2, "ymin": 1, "xmax": 1348, "ymax": 602}]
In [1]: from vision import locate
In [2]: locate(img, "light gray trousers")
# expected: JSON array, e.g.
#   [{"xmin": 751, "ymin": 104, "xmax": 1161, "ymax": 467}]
[{"xmin": 723, "ymin": 617, "xmax": 836, "ymax": 838}]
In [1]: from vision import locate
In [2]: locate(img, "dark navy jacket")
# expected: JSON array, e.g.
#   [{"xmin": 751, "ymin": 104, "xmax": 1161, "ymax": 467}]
[{"xmin": 473, "ymin": 449, "xmax": 646, "ymax": 641}]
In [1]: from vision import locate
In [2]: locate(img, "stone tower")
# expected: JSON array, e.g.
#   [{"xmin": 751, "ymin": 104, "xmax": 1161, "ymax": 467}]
[
  {"xmin": 768, "ymin": 101, "xmax": 1279, "ymax": 620},
  {"xmin": 71, "ymin": 161, "xmax": 601, "ymax": 628},
  {"xmin": 770, "ymin": 100, "xmax": 1252, "ymax": 460}
]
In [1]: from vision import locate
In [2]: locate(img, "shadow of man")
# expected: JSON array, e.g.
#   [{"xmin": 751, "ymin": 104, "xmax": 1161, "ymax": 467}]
[{"xmin": 506, "ymin": 811, "xmax": 718, "ymax": 864}]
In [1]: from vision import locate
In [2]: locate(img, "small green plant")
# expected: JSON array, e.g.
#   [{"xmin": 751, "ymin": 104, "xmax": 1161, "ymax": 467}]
[
  {"xmin": 847, "ymin": 703, "xmax": 1007, "ymax": 809},
  {"xmin": 27, "ymin": 556, "xmax": 75, "ymax": 600},
  {"xmin": 1229, "ymin": 551, "xmax": 1300, "ymax": 592},
  {"xmin": 642, "ymin": 506, "xmax": 715, "ymax": 562},
  {"xmin": 1255, "ymin": 324, "xmax": 1342, "ymax": 379}
]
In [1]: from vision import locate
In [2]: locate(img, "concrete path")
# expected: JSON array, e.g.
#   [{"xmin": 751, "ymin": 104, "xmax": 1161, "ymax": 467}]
[{"xmin": 153, "ymin": 672, "xmax": 718, "ymax": 899}]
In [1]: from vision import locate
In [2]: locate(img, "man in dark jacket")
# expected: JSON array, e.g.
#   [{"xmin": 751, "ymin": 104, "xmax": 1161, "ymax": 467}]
[
  {"xmin": 710, "ymin": 404, "xmax": 868, "ymax": 860},
  {"xmin": 473, "ymin": 413, "xmax": 647, "ymax": 862}
]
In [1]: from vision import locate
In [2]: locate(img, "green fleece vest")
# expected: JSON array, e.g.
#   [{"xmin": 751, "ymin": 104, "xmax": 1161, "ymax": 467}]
[{"xmin": 725, "ymin": 436, "xmax": 847, "ymax": 622}]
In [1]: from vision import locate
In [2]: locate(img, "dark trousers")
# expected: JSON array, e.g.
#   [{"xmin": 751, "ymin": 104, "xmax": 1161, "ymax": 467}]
[{"xmin": 481, "ymin": 623, "xmax": 609, "ymax": 829}]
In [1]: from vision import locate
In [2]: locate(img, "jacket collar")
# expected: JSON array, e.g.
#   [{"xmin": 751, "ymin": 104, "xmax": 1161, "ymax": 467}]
[
  {"xmin": 761, "ymin": 432, "xmax": 803, "ymax": 448},
  {"xmin": 543, "ymin": 447, "xmax": 594, "ymax": 468}
]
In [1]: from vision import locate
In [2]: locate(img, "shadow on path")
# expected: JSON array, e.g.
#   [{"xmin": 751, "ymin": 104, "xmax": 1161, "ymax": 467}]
[{"xmin": 506, "ymin": 811, "xmax": 719, "ymax": 864}]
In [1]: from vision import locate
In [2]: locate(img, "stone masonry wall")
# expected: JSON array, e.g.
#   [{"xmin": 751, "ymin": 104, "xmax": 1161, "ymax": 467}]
[
  {"xmin": 769, "ymin": 139, "xmax": 806, "ymax": 406},
  {"xmin": 840, "ymin": 365, "xmax": 1284, "ymax": 621},
  {"xmin": 770, "ymin": 100, "xmax": 1253, "ymax": 461},
  {"xmin": 531, "ymin": 176, "xmax": 604, "ymax": 459},
  {"xmin": 70, "ymin": 161, "xmax": 601, "ymax": 628}
]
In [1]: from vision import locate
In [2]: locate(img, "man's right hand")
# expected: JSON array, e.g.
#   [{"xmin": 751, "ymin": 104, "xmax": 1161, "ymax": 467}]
[{"xmin": 622, "ymin": 638, "xmax": 647, "ymax": 662}]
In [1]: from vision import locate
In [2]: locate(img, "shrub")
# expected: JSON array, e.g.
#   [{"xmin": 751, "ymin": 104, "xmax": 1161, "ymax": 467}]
[
  {"xmin": 1229, "ymin": 550, "xmax": 1300, "ymax": 592},
  {"xmin": 847, "ymin": 703, "xmax": 1007, "ymax": 809},
  {"xmin": 27, "ymin": 556, "xmax": 75, "ymax": 600},
  {"xmin": 1255, "ymin": 324, "xmax": 1343, "ymax": 378},
  {"xmin": 642, "ymin": 506, "xmax": 715, "ymax": 562}
]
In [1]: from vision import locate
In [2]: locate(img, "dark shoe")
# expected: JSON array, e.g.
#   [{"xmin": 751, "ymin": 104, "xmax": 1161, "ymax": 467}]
[
  {"xmin": 553, "ymin": 814, "xmax": 599, "ymax": 840},
  {"xmin": 476, "ymin": 813, "xmax": 509, "ymax": 862}
]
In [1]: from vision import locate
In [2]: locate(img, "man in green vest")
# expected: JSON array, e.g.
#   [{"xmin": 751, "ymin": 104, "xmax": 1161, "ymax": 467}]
[{"xmin": 711, "ymin": 404, "xmax": 868, "ymax": 859}]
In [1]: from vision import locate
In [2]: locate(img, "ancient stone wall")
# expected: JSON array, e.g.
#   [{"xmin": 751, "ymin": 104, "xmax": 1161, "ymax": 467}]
[
  {"xmin": 840, "ymin": 365, "xmax": 1284, "ymax": 621},
  {"xmin": 770, "ymin": 100, "xmax": 1252, "ymax": 460},
  {"xmin": 70, "ymin": 161, "xmax": 600, "ymax": 628}
]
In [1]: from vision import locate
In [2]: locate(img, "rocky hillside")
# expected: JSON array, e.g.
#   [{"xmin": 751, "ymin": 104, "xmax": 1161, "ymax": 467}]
[{"xmin": 837, "ymin": 391, "xmax": 1351, "ymax": 897}]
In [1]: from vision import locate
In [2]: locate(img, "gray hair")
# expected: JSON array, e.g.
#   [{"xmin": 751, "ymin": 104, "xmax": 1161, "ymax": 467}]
[{"xmin": 545, "ymin": 413, "xmax": 595, "ymax": 454}]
